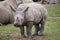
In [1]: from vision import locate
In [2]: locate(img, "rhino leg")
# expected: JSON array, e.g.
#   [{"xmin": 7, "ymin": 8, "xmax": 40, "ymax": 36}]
[
  {"xmin": 39, "ymin": 19, "xmax": 46, "ymax": 36},
  {"xmin": 33, "ymin": 24, "xmax": 41, "ymax": 36},
  {"xmin": 20, "ymin": 26, "xmax": 25, "ymax": 38},
  {"xmin": 0, "ymin": 23, "xmax": 3, "ymax": 26},
  {"xmin": 26, "ymin": 21, "xmax": 33, "ymax": 38}
]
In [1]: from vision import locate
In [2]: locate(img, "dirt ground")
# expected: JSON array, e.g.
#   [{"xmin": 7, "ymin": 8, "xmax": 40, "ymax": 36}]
[{"xmin": 0, "ymin": 33, "xmax": 48, "ymax": 40}]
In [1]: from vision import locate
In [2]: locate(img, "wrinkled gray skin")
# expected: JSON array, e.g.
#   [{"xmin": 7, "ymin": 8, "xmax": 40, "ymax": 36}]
[
  {"xmin": 16, "ymin": 0, "xmax": 23, "ymax": 5},
  {"xmin": 0, "ymin": 0, "xmax": 17, "ymax": 25},
  {"xmin": 14, "ymin": 3, "xmax": 48, "ymax": 38},
  {"xmin": 16, "ymin": 0, "xmax": 33, "ymax": 5},
  {"xmin": 22, "ymin": 0, "xmax": 33, "ymax": 3},
  {"xmin": 6, "ymin": 0, "xmax": 18, "ymax": 11}
]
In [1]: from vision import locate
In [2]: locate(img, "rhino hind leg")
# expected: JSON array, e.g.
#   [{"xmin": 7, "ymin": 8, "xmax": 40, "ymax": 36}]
[
  {"xmin": 26, "ymin": 21, "xmax": 33, "ymax": 38},
  {"xmin": 32, "ymin": 24, "xmax": 41, "ymax": 36},
  {"xmin": 39, "ymin": 19, "xmax": 46, "ymax": 36}
]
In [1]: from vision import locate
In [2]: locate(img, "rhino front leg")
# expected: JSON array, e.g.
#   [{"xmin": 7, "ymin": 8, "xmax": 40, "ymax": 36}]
[
  {"xmin": 20, "ymin": 26, "xmax": 25, "ymax": 38},
  {"xmin": 0, "ymin": 23, "xmax": 2, "ymax": 26},
  {"xmin": 26, "ymin": 21, "xmax": 33, "ymax": 38}
]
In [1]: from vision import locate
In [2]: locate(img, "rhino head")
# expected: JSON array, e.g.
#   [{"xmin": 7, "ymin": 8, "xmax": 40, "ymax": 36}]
[{"xmin": 14, "ymin": 7, "xmax": 29, "ymax": 27}]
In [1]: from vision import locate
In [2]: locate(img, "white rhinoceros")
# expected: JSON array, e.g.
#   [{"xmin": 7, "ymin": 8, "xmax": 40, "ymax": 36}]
[
  {"xmin": 0, "ymin": 0, "xmax": 17, "ymax": 25},
  {"xmin": 14, "ymin": 3, "xmax": 48, "ymax": 37}
]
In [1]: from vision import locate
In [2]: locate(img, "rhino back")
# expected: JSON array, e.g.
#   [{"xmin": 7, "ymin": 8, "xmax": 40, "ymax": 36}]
[
  {"xmin": 18, "ymin": 3, "xmax": 48, "ymax": 23},
  {"xmin": 26, "ymin": 3, "xmax": 47, "ymax": 23},
  {"xmin": 6, "ymin": 0, "xmax": 18, "ymax": 10}
]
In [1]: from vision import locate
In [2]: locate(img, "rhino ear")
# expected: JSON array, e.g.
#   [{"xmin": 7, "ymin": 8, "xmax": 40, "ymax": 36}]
[
  {"xmin": 22, "ymin": 7, "xmax": 29, "ymax": 13},
  {"xmin": 10, "ymin": 5, "xmax": 16, "ymax": 12}
]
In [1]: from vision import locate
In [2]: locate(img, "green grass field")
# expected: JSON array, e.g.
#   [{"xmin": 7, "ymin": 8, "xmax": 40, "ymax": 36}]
[{"xmin": 0, "ymin": 4, "xmax": 60, "ymax": 40}]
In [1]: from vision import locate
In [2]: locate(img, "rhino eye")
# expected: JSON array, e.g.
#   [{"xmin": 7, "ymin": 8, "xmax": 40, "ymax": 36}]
[{"xmin": 17, "ymin": 17, "xmax": 19, "ymax": 19}]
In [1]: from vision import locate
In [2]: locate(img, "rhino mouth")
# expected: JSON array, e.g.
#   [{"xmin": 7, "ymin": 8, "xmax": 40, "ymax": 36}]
[
  {"xmin": 14, "ymin": 24, "xmax": 20, "ymax": 27},
  {"xmin": 14, "ymin": 24, "xmax": 22, "ymax": 27}
]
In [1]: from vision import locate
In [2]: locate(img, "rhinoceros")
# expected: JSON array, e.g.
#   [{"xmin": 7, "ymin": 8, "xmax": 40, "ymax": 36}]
[
  {"xmin": 0, "ymin": 0, "xmax": 17, "ymax": 25},
  {"xmin": 6, "ymin": 0, "xmax": 18, "ymax": 11},
  {"xmin": 14, "ymin": 3, "xmax": 48, "ymax": 37}
]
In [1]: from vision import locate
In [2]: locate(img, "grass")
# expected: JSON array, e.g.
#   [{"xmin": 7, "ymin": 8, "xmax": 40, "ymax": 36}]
[
  {"xmin": 45, "ymin": 4, "xmax": 60, "ymax": 17},
  {"xmin": 0, "ymin": 4, "xmax": 60, "ymax": 40},
  {"xmin": 45, "ymin": 17, "xmax": 60, "ymax": 40},
  {"xmin": 0, "ymin": 24, "xmax": 20, "ymax": 34}
]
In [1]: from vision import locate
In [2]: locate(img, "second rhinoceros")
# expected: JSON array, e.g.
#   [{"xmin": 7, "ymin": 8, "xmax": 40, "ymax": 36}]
[{"xmin": 0, "ymin": 0, "xmax": 16, "ymax": 25}]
